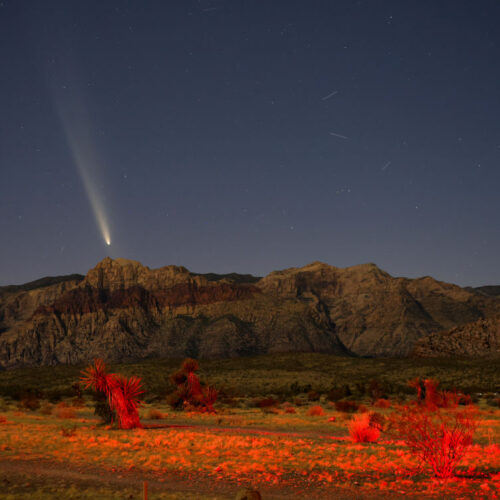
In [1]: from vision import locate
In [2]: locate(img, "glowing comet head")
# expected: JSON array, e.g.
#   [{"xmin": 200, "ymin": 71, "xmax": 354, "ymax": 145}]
[{"xmin": 106, "ymin": 239, "xmax": 111, "ymax": 246}]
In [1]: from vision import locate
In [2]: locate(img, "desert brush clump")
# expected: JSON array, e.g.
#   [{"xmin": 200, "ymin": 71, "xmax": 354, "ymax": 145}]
[
  {"xmin": 167, "ymin": 358, "xmax": 217, "ymax": 413},
  {"xmin": 391, "ymin": 379, "xmax": 478, "ymax": 478},
  {"xmin": 348, "ymin": 413, "xmax": 381, "ymax": 443},
  {"xmin": 307, "ymin": 405, "xmax": 325, "ymax": 416},
  {"xmin": 408, "ymin": 377, "xmax": 465, "ymax": 410},
  {"xmin": 81, "ymin": 359, "xmax": 143, "ymax": 429},
  {"xmin": 334, "ymin": 400, "xmax": 359, "ymax": 413}
]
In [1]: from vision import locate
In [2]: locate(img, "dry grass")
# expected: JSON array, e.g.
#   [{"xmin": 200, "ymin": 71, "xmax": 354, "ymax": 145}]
[{"xmin": 0, "ymin": 401, "xmax": 499, "ymax": 497}]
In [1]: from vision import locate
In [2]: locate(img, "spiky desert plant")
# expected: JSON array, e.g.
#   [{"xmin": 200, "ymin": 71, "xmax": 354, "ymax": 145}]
[
  {"xmin": 109, "ymin": 374, "xmax": 144, "ymax": 429},
  {"xmin": 81, "ymin": 359, "xmax": 143, "ymax": 429},
  {"xmin": 81, "ymin": 359, "xmax": 110, "ymax": 394}
]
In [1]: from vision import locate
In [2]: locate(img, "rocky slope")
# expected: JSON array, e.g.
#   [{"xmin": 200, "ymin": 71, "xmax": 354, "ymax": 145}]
[
  {"xmin": 0, "ymin": 258, "xmax": 499, "ymax": 367},
  {"xmin": 413, "ymin": 317, "xmax": 500, "ymax": 357}
]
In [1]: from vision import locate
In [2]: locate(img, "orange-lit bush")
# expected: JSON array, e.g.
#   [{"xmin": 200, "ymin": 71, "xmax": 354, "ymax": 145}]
[
  {"xmin": 408, "ymin": 378, "xmax": 461, "ymax": 410},
  {"xmin": 307, "ymin": 405, "xmax": 325, "ymax": 416},
  {"xmin": 348, "ymin": 413, "xmax": 381, "ymax": 443},
  {"xmin": 357, "ymin": 404, "xmax": 369, "ymax": 413},
  {"xmin": 391, "ymin": 404, "xmax": 477, "ymax": 478},
  {"xmin": 254, "ymin": 397, "xmax": 279, "ymax": 408},
  {"xmin": 147, "ymin": 408, "xmax": 164, "ymax": 420},
  {"xmin": 168, "ymin": 358, "xmax": 217, "ymax": 413},
  {"xmin": 373, "ymin": 398, "xmax": 391, "ymax": 408},
  {"xmin": 55, "ymin": 405, "xmax": 76, "ymax": 419},
  {"xmin": 81, "ymin": 359, "xmax": 143, "ymax": 429},
  {"xmin": 335, "ymin": 400, "xmax": 359, "ymax": 413}
]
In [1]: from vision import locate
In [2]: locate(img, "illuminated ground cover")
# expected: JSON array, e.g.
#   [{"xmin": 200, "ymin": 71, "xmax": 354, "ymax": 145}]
[{"xmin": 0, "ymin": 400, "xmax": 499, "ymax": 499}]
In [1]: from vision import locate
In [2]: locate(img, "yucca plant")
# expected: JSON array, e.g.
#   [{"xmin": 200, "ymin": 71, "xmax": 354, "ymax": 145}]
[{"xmin": 81, "ymin": 359, "xmax": 143, "ymax": 429}]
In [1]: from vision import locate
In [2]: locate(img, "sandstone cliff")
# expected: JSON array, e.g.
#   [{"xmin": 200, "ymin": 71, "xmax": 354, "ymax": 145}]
[{"xmin": 0, "ymin": 258, "xmax": 499, "ymax": 367}]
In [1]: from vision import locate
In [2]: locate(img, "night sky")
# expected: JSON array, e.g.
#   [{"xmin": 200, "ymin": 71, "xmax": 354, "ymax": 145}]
[{"xmin": 1, "ymin": 1, "xmax": 499, "ymax": 287}]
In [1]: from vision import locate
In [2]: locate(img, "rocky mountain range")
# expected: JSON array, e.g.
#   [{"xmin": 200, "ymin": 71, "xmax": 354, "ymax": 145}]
[{"xmin": 0, "ymin": 257, "xmax": 499, "ymax": 367}]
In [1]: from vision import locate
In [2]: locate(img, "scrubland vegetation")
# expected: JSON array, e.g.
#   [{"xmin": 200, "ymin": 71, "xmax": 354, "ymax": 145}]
[{"xmin": 0, "ymin": 354, "xmax": 499, "ymax": 499}]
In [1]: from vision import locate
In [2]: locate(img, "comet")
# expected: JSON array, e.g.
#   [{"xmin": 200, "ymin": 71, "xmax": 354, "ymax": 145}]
[{"xmin": 51, "ymin": 73, "xmax": 112, "ymax": 247}]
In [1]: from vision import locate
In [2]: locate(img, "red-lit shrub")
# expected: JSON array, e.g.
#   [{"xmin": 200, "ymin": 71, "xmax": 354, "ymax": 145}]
[
  {"xmin": 391, "ymin": 404, "xmax": 477, "ymax": 478},
  {"xmin": 254, "ymin": 397, "xmax": 279, "ymax": 408},
  {"xmin": 39, "ymin": 402, "xmax": 53, "ymax": 415},
  {"xmin": 373, "ymin": 398, "xmax": 391, "ymax": 408},
  {"xmin": 307, "ymin": 391, "xmax": 320, "ymax": 401},
  {"xmin": 81, "ymin": 359, "xmax": 143, "ymax": 429},
  {"xmin": 18, "ymin": 391, "xmax": 40, "ymax": 412},
  {"xmin": 335, "ymin": 400, "xmax": 359, "ymax": 413},
  {"xmin": 307, "ymin": 405, "xmax": 325, "ymax": 416},
  {"xmin": 368, "ymin": 411, "xmax": 386, "ymax": 431},
  {"xmin": 348, "ymin": 413, "xmax": 380, "ymax": 443},
  {"xmin": 408, "ymin": 377, "xmax": 460, "ymax": 410},
  {"xmin": 168, "ymin": 358, "xmax": 217, "ymax": 413},
  {"xmin": 55, "ymin": 404, "xmax": 76, "ymax": 419},
  {"xmin": 147, "ymin": 408, "xmax": 163, "ymax": 420}
]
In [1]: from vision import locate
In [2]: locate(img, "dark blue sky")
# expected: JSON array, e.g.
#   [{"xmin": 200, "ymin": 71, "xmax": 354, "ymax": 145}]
[{"xmin": 1, "ymin": 0, "xmax": 499, "ymax": 286}]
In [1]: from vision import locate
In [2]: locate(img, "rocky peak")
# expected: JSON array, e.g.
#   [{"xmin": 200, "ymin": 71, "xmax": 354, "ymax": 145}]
[
  {"xmin": 81, "ymin": 257, "xmax": 200, "ymax": 291},
  {"xmin": 258, "ymin": 261, "xmax": 391, "ymax": 297}
]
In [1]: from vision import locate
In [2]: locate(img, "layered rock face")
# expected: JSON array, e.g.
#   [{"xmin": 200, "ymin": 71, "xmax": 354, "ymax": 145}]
[
  {"xmin": 0, "ymin": 258, "xmax": 346, "ymax": 367},
  {"xmin": 0, "ymin": 258, "xmax": 499, "ymax": 367}
]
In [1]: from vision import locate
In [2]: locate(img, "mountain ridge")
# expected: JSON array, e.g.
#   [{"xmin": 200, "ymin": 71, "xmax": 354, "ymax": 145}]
[{"xmin": 0, "ymin": 258, "xmax": 498, "ymax": 367}]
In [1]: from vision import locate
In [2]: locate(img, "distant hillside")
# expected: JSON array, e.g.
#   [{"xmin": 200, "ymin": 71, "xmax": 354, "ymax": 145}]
[
  {"xmin": 0, "ymin": 258, "xmax": 499, "ymax": 367},
  {"xmin": 0, "ymin": 274, "xmax": 84, "ymax": 295},
  {"xmin": 191, "ymin": 272, "xmax": 261, "ymax": 284},
  {"xmin": 466, "ymin": 285, "xmax": 500, "ymax": 298}
]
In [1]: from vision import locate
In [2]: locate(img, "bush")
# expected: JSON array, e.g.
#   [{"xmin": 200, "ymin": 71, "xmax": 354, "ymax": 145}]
[
  {"xmin": 368, "ymin": 379, "xmax": 387, "ymax": 400},
  {"xmin": 348, "ymin": 413, "xmax": 380, "ymax": 443},
  {"xmin": 282, "ymin": 402, "xmax": 296, "ymax": 413},
  {"xmin": 307, "ymin": 405, "xmax": 325, "ymax": 416},
  {"xmin": 408, "ymin": 378, "xmax": 462, "ymax": 410},
  {"xmin": 368, "ymin": 411, "xmax": 386, "ymax": 431},
  {"xmin": 328, "ymin": 385, "xmax": 351, "ymax": 402},
  {"xmin": 146, "ymin": 408, "xmax": 163, "ymax": 420},
  {"xmin": 167, "ymin": 359, "xmax": 217, "ymax": 413},
  {"xmin": 307, "ymin": 390, "xmax": 320, "ymax": 401},
  {"xmin": 390, "ymin": 404, "xmax": 477, "ymax": 478},
  {"xmin": 373, "ymin": 398, "xmax": 391, "ymax": 408},
  {"xmin": 55, "ymin": 405, "xmax": 76, "ymax": 419},
  {"xmin": 254, "ymin": 397, "xmax": 279, "ymax": 408},
  {"xmin": 39, "ymin": 402, "xmax": 53, "ymax": 415},
  {"xmin": 18, "ymin": 391, "xmax": 40, "ymax": 411},
  {"xmin": 335, "ymin": 400, "xmax": 359, "ymax": 413}
]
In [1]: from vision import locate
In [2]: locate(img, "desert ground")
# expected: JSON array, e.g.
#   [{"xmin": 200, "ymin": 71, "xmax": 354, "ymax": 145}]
[{"xmin": 0, "ymin": 355, "xmax": 499, "ymax": 499}]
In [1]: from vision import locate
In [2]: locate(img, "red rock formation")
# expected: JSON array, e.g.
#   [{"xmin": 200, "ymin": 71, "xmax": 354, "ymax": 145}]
[{"xmin": 1, "ymin": 258, "xmax": 499, "ymax": 367}]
